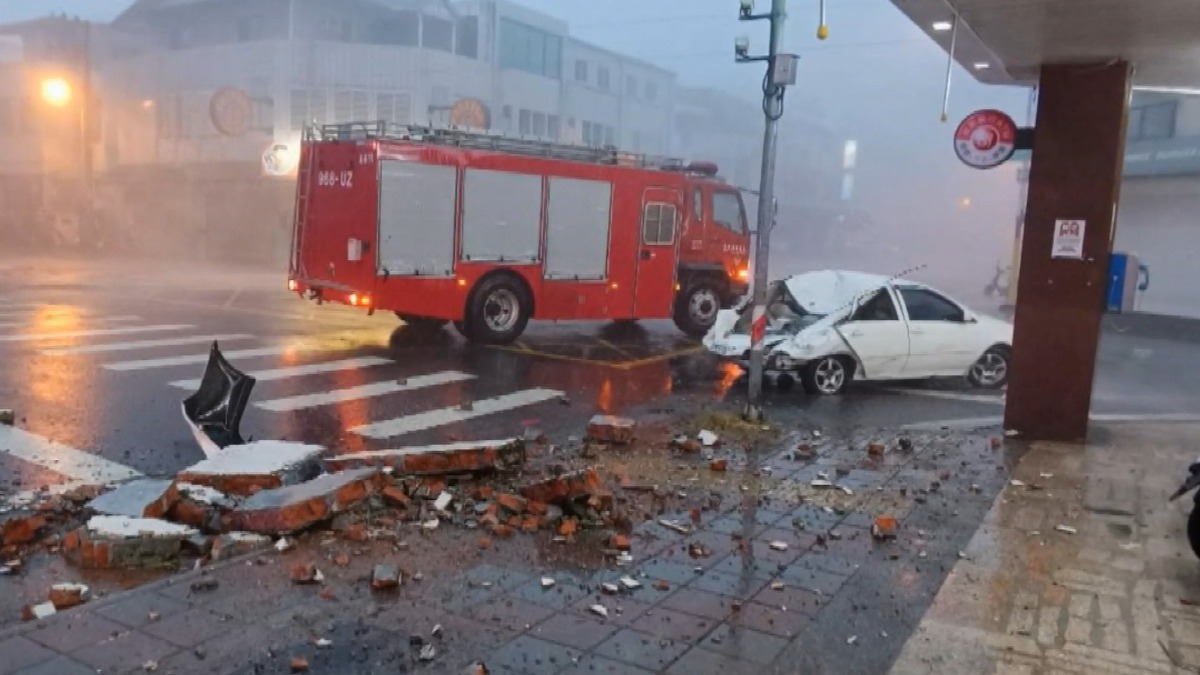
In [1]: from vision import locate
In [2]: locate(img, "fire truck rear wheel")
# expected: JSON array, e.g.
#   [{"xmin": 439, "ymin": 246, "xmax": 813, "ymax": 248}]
[
  {"xmin": 673, "ymin": 277, "xmax": 725, "ymax": 338},
  {"xmin": 465, "ymin": 275, "xmax": 531, "ymax": 345}
]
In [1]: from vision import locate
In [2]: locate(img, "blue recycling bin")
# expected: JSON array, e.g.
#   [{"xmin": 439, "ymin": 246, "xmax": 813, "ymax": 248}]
[{"xmin": 1106, "ymin": 253, "xmax": 1149, "ymax": 313}]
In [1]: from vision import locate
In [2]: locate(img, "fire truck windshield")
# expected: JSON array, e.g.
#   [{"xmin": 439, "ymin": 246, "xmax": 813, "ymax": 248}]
[{"xmin": 713, "ymin": 192, "xmax": 748, "ymax": 234}]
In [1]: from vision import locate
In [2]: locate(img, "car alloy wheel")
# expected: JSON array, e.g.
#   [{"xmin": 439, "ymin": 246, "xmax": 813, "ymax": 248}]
[
  {"xmin": 969, "ymin": 349, "xmax": 1009, "ymax": 388},
  {"xmin": 811, "ymin": 357, "xmax": 847, "ymax": 395}
]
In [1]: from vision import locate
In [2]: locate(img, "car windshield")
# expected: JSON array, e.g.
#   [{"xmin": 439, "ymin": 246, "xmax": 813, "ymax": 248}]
[{"xmin": 732, "ymin": 281, "xmax": 825, "ymax": 334}]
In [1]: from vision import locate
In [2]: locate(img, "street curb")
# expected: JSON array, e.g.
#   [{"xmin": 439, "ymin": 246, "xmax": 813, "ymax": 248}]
[{"xmin": 0, "ymin": 549, "xmax": 263, "ymax": 643}]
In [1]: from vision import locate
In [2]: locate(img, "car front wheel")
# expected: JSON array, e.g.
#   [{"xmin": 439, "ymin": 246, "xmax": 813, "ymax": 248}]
[
  {"xmin": 967, "ymin": 347, "xmax": 1011, "ymax": 389},
  {"xmin": 802, "ymin": 356, "xmax": 851, "ymax": 396}
]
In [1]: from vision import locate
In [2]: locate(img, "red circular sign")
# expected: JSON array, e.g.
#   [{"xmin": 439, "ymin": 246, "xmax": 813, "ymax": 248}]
[
  {"xmin": 953, "ymin": 109, "xmax": 1017, "ymax": 169},
  {"xmin": 209, "ymin": 87, "xmax": 253, "ymax": 138}
]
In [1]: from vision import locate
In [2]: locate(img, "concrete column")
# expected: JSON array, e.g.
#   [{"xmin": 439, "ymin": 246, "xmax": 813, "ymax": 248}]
[{"xmin": 1004, "ymin": 62, "xmax": 1131, "ymax": 442}]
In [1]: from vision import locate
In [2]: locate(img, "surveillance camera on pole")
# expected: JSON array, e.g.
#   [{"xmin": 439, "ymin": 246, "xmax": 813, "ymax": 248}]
[{"xmin": 735, "ymin": 0, "xmax": 799, "ymax": 422}]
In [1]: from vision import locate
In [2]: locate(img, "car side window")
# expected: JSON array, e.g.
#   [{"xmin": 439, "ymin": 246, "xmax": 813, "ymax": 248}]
[
  {"xmin": 899, "ymin": 288, "xmax": 964, "ymax": 322},
  {"xmin": 850, "ymin": 289, "xmax": 899, "ymax": 321}
]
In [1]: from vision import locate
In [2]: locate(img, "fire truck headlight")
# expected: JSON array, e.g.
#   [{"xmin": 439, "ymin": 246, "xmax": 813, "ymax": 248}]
[
  {"xmin": 349, "ymin": 293, "xmax": 359, "ymax": 306},
  {"xmin": 737, "ymin": 267, "xmax": 750, "ymax": 281},
  {"xmin": 288, "ymin": 279, "xmax": 297, "ymax": 292}
]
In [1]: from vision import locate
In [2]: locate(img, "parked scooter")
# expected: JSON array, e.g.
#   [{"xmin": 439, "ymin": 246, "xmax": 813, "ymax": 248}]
[{"xmin": 1168, "ymin": 461, "xmax": 1200, "ymax": 558}]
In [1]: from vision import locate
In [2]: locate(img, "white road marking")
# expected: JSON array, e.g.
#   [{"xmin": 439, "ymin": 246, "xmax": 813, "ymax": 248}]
[
  {"xmin": 42, "ymin": 334, "xmax": 256, "ymax": 356},
  {"xmin": 351, "ymin": 388, "xmax": 565, "ymax": 439},
  {"xmin": 902, "ymin": 417, "xmax": 1003, "ymax": 431},
  {"xmin": 169, "ymin": 356, "xmax": 394, "ymax": 389},
  {"xmin": 105, "ymin": 345, "xmax": 301, "ymax": 371},
  {"xmin": 0, "ymin": 425, "xmax": 143, "ymax": 487},
  {"xmin": 0, "ymin": 324, "xmax": 193, "ymax": 343},
  {"xmin": 256, "ymin": 370, "xmax": 476, "ymax": 412},
  {"xmin": 883, "ymin": 388, "xmax": 1005, "ymax": 405},
  {"xmin": 903, "ymin": 412, "xmax": 1200, "ymax": 432},
  {"xmin": 0, "ymin": 315, "xmax": 142, "ymax": 329}
]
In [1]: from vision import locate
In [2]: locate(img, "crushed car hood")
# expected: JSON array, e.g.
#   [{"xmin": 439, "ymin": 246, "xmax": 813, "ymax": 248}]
[{"xmin": 783, "ymin": 269, "xmax": 891, "ymax": 317}]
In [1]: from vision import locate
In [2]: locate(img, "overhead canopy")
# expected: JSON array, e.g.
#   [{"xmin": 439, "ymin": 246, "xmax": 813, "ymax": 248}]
[{"xmin": 890, "ymin": 0, "xmax": 1200, "ymax": 88}]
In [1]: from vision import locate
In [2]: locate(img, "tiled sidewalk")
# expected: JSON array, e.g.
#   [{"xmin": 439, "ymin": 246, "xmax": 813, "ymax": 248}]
[
  {"xmin": 890, "ymin": 423, "xmax": 1200, "ymax": 675},
  {"xmin": 0, "ymin": 429, "xmax": 1011, "ymax": 675}
]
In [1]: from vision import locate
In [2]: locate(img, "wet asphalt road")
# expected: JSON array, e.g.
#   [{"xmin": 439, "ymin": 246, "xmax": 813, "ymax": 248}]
[{"xmin": 0, "ymin": 258, "xmax": 1198, "ymax": 495}]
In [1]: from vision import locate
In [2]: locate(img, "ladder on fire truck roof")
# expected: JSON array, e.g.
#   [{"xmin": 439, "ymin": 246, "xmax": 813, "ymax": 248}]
[{"xmin": 308, "ymin": 121, "xmax": 718, "ymax": 175}]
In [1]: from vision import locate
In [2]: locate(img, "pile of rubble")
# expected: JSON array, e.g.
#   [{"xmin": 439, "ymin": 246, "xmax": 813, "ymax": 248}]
[{"xmin": 5, "ymin": 415, "xmax": 650, "ymax": 621}]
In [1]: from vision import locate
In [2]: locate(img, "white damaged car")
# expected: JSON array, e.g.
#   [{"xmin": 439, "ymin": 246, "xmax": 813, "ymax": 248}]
[{"xmin": 703, "ymin": 270, "xmax": 1013, "ymax": 395}]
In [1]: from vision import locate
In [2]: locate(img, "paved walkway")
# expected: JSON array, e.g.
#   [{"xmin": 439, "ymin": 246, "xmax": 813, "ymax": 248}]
[{"xmin": 890, "ymin": 423, "xmax": 1200, "ymax": 675}]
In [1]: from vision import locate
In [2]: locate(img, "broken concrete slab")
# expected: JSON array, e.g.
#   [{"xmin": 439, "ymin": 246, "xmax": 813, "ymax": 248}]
[
  {"xmin": 520, "ymin": 468, "xmax": 604, "ymax": 505},
  {"xmin": 48, "ymin": 583, "xmax": 90, "ymax": 610},
  {"xmin": 176, "ymin": 440, "xmax": 323, "ymax": 497},
  {"xmin": 225, "ymin": 469, "xmax": 379, "ymax": 534},
  {"xmin": 88, "ymin": 479, "xmax": 178, "ymax": 519},
  {"xmin": 21, "ymin": 602, "xmax": 56, "ymax": 621},
  {"xmin": 0, "ymin": 512, "xmax": 47, "ymax": 547},
  {"xmin": 210, "ymin": 532, "xmax": 272, "ymax": 560},
  {"xmin": 62, "ymin": 516, "xmax": 198, "ymax": 570},
  {"xmin": 587, "ymin": 415, "xmax": 636, "ymax": 444},
  {"xmin": 169, "ymin": 483, "xmax": 238, "ymax": 531},
  {"xmin": 324, "ymin": 439, "xmax": 525, "ymax": 475}
]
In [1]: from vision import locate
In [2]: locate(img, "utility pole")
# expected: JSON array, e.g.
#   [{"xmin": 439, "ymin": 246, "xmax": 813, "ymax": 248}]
[
  {"xmin": 736, "ymin": 0, "xmax": 797, "ymax": 418},
  {"xmin": 80, "ymin": 18, "xmax": 93, "ymax": 214}
]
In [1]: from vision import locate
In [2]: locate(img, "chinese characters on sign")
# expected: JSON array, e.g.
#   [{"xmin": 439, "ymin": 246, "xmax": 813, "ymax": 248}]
[
  {"xmin": 1051, "ymin": 219, "xmax": 1086, "ymax": 259},
  {"xmin": 953, "ymin": 109, "xmax": 1018, "ymax": 169}
]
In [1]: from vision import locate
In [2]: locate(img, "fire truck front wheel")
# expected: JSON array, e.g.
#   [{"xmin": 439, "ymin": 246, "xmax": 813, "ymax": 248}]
[
  {"xmin": 674, "ymin": 277, "xmax": 726, "ymax": 338},
  {"xmin": 464, "ymin": 274, "xmax": 532, "ymax": 345}
]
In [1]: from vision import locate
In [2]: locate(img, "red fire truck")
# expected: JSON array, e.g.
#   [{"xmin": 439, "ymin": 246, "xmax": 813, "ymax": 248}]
[{"xmin": 288, "ymin": 122, "xmax": 752, "ymax": 344}]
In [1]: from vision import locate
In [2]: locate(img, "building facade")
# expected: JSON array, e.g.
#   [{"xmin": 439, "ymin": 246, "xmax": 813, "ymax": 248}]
[{"xmin": 1111, "ymin": 91, "xmax": 1200, "ymax": 319}]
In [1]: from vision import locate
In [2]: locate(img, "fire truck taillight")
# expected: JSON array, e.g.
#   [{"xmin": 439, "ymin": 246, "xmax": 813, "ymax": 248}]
[
  {"xmin": 610, "ymin": 282, "xmax": 619, "ymax": 290},
  {"xmin": 457, "ymin": 278, "xmax": 468, "ymax": 288}
]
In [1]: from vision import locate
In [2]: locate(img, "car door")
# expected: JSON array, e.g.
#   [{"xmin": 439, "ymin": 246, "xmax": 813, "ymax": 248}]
[
  {"xmin": 633, "ymin": 187, "xmax": 682, "ymax": 318},
  {"xmin": 897, "ymin": 286, "xmax": 978, "ymax": 376},
  {"xmin": 834, "ymin": 287, "xmax": 911, "ymax": 379}
]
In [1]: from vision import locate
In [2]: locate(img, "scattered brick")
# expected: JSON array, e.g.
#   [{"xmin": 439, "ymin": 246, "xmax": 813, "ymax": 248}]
[
  {"xmin": 210, "ymin": 532, "xmax": 272, "ymax": 561},
  {"xmin": 342, "ymin": 523, "xmax": 369, "ymax": 542},
  {"xmin": 653, "ymin": 580, "xmax": 671, "ymax": 592},
  {"xmin": 587, "ymin": 415, "xmax": 636, "ymax": 444},
  {"xmin": 478, "ymin": 536, "xmax": 492, "ymax": 550},
  {"xmin": 226, "ymin": 469, "xmax": 378, "ymax": 534},
  {"xmin": 169, "ymin": 483, "xmax": 237, "ymax": 532},
  {"xmin": 290, "ymin": 563, "xmax": 320, "ymax": 584},
  {"xmin": 991, "ymin": 436, "xmax": 1003, "ymax": 449},
  {"xmin": 521, "ymin": 516, "xmax": 541, "ymax": 532},
  {"xmin": 371, "ymin": 564, "xmax": 401, "ymax": 591},
  {"xmin": 492, "ymin": 524, "xmax": 514, "ymax": 538},
  {"xmin": 48, "ymin": 583, "xmax": 90, "ymax": 610},
  {"xmin": 872, "ymin": 516, "xmax": 898, "ymax": 540},
  {"xmin": 0, "ymin": 409, "xmax": 13, "ymax": 425},
  {"xmin": 0, "ymin": 512, "xmax": 47, "ymax": 547},
  {"xmin": 324, "ymin": 439, "xmax": 525, "ymax": 475},
  {"xmin": 867, "ymin": 442, "xmax": 886, "ymax": 457},
  {"xmin": 558, "ymin": 518, "xmax": 578, "ymax": 537},
  {"xmin": 88, "ymin": 479, "xmax": 178, "ymax": 519},
  {"xmin": 495, "ymin": 493, "xmax": 528, "ymax": 514},
  {"xmin": 21, "ymin": 602, "xmax": 56, "ymax": 621},
  {"xmin": 290, "ymin": 656, "xmax": 310, "ymax": 673},
  {"xmin": 610, "ymin": 534, "xmax": 631, "ymax": 551},
  {"xmin": 520, "ymin": 468, "xmax": 604, "ymax": 505},
  {"xmin": 476, "ymin": 486, "xmax": 494, "ymax": 500},
  {"xmin": 176, "ymin": 441, "xmax": 323, "ymax": 497},
  {"xmin": 526, "ymin": 500, "xmax": 549, "ymax": 516},
  {"xmin": 709, "ymin": 459, "xmax": 728, "ymax": 472},
  {"xmin": 62, "ymin": 517, "xmax": 197, "ymax": 570},
  {"xmin": 381, "ymin": 486, "xmax": 411, "ymax": 509}
]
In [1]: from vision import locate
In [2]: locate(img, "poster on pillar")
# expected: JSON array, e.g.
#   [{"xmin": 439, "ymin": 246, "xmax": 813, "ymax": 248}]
[{"xmin": 1051, "ymin": 219, "xmax": 1086, "ymax": 259}]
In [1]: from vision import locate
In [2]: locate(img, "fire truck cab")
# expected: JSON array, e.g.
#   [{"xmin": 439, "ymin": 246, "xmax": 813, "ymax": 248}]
[{"xmin": 288, "ymin": 122, "xmax": 752, "ymax": 344}]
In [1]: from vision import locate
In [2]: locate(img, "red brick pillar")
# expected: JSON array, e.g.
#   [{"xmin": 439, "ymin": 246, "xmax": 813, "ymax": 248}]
[{"xmin": 1004, "ymin": 62, "xmax": 1131, "ymax": 442}]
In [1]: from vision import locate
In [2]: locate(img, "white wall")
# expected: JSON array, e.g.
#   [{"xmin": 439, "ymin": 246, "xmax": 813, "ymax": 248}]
[{"xmin": 1115, "ymin": 176, "xmax": 1200, "ymax": 319}]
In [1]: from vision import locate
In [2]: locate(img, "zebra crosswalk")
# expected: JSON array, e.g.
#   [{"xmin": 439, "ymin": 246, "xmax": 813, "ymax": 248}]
[{"xmin": 0, "ymin": 303, "xmax": 566, "ymax": 447}]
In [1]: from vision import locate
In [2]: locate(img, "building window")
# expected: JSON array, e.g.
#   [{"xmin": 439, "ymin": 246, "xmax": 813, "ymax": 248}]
[
  {"xmin": 376, "ymin": 92, "xmax": 413, "ymax": 124},
  {"xmin": 532, "ymin": 112, "xmax": 546, "ymax": 137},
  {"xmin": 237, "ymin": 14, "xmax": 266, "ymax": 42},
  {"xmin": 290, "ymin": 89, "xmax": 328, "ymax": 130},
  {"xmin": 626, "ymin": 75, "xmax": 637, "ymax": 97},
  {"xmin": 574, "ymin": 60, "xmax": 588, "ymax": 82},
  {"xmin": 422, "ymin": 16, "xmax": 453, "ymax": 52},
  {"xmin": 645, "ymin": 81, "xmax": 657, "ymax": 101},
  {"xmin": 371, "ymin": 10, "xmax": 419, "ymax": 46},
  {"xmin": 456, "ymin": 16, "xmax": 479, "ymax": 58},
  {"xmin": 334, "ymin": 90, "xmax": 369, "ymax": 123},
  {"xmin": 597, "ymin": 67, "xmax": 610, "ymax": 90},
  {"xmin": 604, "ymin": 126, "xmax": 614, "ymax": 147},
  {"xmin": 548, "ymin": 115, "xmax": 561, "ymax": 140},
  {"xmin": 519, "ymin": 109, "xmax": 531, "ymax": 135},
  {"xmin": 499, "ymin": 18, "xmax": 562, "ymax": 79},
  {"xmin": 1129, "ymin": 101, "xmax": 1177, "ymax": 141}
]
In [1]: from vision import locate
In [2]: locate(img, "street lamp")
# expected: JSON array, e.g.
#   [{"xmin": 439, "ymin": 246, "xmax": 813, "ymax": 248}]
[{"xmin": 41, "ymin": 77, "xmax": 73, "ymax": 107}]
